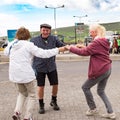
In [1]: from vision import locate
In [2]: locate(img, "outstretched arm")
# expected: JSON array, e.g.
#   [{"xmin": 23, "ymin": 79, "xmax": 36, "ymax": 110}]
[{"xmin": 75, "ymin": 43, "xmax": 86, "ymax": 48}]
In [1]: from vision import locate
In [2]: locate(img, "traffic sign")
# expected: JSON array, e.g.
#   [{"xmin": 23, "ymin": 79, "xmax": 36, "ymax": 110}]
[
  {"xmin": 75, "ymin": 23, "xmax": 84, "ymax": 26},
  {"xmin": 7, "ymin": 30, "xmax": 17, "ymax": 42}
]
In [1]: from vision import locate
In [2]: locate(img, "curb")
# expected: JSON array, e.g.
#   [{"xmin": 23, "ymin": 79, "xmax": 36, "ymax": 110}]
[
  {"xmin": 0, "ymin": 52, "xmax": 120, "ymax": 62},
  {"xmin": 56, "ymin": 53, "xmax": 120, "ymax": 61}
]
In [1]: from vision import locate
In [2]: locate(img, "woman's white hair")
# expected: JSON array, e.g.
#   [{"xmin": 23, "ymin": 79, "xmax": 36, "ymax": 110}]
[{"xmin": 89, "ymin": 24, "xmax": 106, "ymax": 38}]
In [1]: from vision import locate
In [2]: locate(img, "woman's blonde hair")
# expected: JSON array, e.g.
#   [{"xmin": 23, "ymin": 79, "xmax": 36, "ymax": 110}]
[
  {"xmin": 89, "ymin": 24, "xmax": 106, "ymax": 38},
  {"xmin": 15, "ymin": 27, "xmax": 31, "ymax": 40}
]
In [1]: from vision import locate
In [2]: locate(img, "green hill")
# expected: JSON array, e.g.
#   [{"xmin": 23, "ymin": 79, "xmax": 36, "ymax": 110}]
[
  {"xmin": 1, "ymin": 22, "xmax": 120, "ymax": 44},
  {"xmin": 31, "ymin": 22, "xmax": 120, "ymax": 44},
  {"xmin": 31, "ymin": 25, "xmax": 89, "ymax": 43},
  {"xmin": 101, "ymin": 22, "xmax": 120, "ymax": 31}
]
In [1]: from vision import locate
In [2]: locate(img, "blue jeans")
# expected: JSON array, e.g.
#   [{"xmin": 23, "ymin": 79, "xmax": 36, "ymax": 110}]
[{"xmin": 82, "ymin": 69, "xmax": 113, "ymax": 113}]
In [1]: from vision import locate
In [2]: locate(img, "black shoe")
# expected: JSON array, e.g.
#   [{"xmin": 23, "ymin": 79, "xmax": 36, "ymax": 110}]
[
  {"xmin": 50, "ymin": 100, "xmax": 60, "ymax": 110},
  {"xmin": 39, "ymin": 107, "xmax": 45, "ymax": 114},
  {"xmin": 39, "ymin": 103, "xmax": 45, "ymax": 114}
]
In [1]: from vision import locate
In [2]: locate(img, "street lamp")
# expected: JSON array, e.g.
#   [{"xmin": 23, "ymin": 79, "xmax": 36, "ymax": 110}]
[
  {"xmin": 45, "ymin": 5, "xmax": 64, "ymax": 35},
  {"xmin": 73, "ymin": 15, "xmax": 88, "ymax": 23},
  {"xmin": 73, "ymin": 15, "xmax": 88, "ymax": 43}
]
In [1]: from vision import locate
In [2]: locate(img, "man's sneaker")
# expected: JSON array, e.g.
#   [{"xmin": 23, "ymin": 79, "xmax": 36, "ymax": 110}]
[
  {"xmin": 39, "ymin": 103, "xmax": 45, "ymax": 114},
  {"xmin": 101, "ymin": 112, "xmax": 116, "ymax": 119},
  {"xmin": 12, "ymin": 112, "xmax": 21, "ymax": 120},
  {"xmin": 86, "ymin": 109, "xmax": 98, "ymax": 116},
  {"xmin": 39, "ymin": 107, "xmax": 45, "ymax": 114},
  {"xmin": 50, "ymin": 100, "xmax": 60, "ymax": 110}
]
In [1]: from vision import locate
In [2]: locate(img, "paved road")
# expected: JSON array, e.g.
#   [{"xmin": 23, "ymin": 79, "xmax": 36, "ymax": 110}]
[{"xmin": 0, "ymin": 61, "xmax": 120, "ymax": 120}]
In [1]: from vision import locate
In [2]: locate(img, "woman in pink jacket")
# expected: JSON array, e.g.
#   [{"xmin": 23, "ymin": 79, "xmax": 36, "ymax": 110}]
[{"xmin": 65, "ymin": 24, "xmax": 116, "ymax": 119}]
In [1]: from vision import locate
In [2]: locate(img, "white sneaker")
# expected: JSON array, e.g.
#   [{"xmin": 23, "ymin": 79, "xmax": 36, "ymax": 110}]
[
  {"xmin": 101, "ymin": 112, "xmax": 116, "ymax": 119},
  {"xmin": 29, "ymin": 117, "xmax": 33, "ymax": 120},
  {"xmin": 86, "ymin": 108, "xmax": 98, "ymax": 116}
]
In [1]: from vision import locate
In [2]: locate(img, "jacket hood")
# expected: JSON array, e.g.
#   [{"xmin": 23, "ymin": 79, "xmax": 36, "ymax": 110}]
[
  {"xmin": 11, "ymin": 40, "xmax": 25, "ymax": 51},
  {"xmin": 95, "ymin": 38, "xmax": 110, "ymax": 50}
]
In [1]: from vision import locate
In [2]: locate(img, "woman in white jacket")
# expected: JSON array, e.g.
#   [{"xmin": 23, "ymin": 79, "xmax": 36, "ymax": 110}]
[{"xmin": 4, "ymin": 27, "xmax": 65, "ymax": 120}]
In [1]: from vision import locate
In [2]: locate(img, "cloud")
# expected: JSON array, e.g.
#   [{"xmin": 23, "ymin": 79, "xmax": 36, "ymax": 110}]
[
  {"xmin": 0, "ymin": 0, "xmax": 120, "ymax": 36},
  {"xmin": 1, "ymin": 0, "xmax": 120, "ymax": 11},
  {"xmin": 0, "ymin": 13, "xmax": 19, "ymax": 36}
]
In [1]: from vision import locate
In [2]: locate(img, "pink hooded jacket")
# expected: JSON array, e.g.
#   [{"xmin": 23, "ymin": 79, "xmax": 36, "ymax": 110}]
[{"xmin": 70, "ymin": 38, "xmax": 112, "ymax": 79}]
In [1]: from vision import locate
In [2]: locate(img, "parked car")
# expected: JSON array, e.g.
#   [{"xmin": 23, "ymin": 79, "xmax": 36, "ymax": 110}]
[
  {"xmin": 84, "ymin": 36, "xmax": 93, "ymax": 46},
  {"xmin": 0, "ymin": 39, "xmax": 8, "ymax": 48}
]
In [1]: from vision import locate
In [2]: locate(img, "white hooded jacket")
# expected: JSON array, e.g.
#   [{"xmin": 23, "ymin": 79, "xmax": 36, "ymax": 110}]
[{"xmin": 4, "ymin": 39, "xmax": 59, "ymax": 83}]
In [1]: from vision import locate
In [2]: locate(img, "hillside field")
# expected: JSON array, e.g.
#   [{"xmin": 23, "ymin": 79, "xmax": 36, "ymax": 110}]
[
  {"xmin": 31, "ymin": 22, "xmax": 120, "ymax": 44},
  {"xmin": 1, "ymin": 22, "xmax": 120, "ymax": 44}
]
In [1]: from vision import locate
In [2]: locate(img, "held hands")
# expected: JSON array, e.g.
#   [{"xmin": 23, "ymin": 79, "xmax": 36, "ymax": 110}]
[
  {"xmin": 64, "ymin": 44, "xmax": 85, "ymax": 50},
  {"xmin": 64, "ymin": 45, "xmax": 72, "ymax": 50},
  {"xmin": 58, "ymin": 45, "xmax": 71, "ymax": 52},
  {"xmin": 58, "ymin": 44, "xmax": 85, "ymax": 52},
  {"xmin": 58, "ymin": 46, "xmax": 68, "ymax": 52}
]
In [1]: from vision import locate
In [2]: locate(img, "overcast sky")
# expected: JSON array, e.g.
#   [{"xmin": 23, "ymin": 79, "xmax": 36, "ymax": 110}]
[{"xmin": 0, "ymin": 0, "xmax": 120, "ymax": 36}]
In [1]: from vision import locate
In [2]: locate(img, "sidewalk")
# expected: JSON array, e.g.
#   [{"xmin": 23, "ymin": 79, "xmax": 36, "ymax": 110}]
[
  {"xmin": 57, "ymin": 52, "xmax": 120, "ymax": 61},
  {"xmin": 0, "ymin": 51, "xmax": 120, "ymax": 62}
]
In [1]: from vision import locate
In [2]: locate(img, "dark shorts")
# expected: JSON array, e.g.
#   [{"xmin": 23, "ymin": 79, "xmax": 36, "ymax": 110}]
[{"xmin": 36, "ymin": 70, "xmax": 58, "ymax": 86}]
